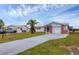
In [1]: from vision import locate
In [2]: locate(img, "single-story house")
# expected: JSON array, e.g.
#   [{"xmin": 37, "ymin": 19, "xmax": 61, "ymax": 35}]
[
  {"xmin": 6, "ymin": 25, "xmax": 28, "ymax": 33},
  {"xmin": 14, "ymin": 25, "xmax": 28, "ymax": 33},
  {"xmin": 35, "ymin": 26, "xmax": 45, "ymax": 32},
  {"xmin": 45, "ymin": 22, "xmax": 69, "ymax": 34},
  {"xmin": 7, "ymin": 25, "xmax": 17, "ymax": 30},
  {"xmin": 21, "ymin": 25, "xmax": 28, "ymax": 32},
  {"xmin": 6, "ymin": 25, "xmax": 17, "ymax": 33},
  {"xmin": 28, "ymin": 21, "xmax": 69, "ymax": 34}
]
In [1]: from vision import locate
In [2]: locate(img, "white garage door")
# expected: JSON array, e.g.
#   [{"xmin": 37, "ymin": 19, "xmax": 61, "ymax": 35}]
[{"xmin": 53, "ymin": 26, "xmax": 61, "ymax": 34}]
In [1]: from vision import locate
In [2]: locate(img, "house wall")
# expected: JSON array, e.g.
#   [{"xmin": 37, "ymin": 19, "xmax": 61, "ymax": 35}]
[
  {"xmin": 21, "ymin": 26, "xmax": 27, "ymax": 32},
  {"xmin": 36, "ymin": 27, "xmax": 45, "ymax": 32},
  {"xmin": 16, "ymin": 28, "xmax": 22, "ymax": 33},
  {"xmin": 62, "ymin": 25, "xmax": 69, "ymax": 34},
  {"xmin": 49, "ymin": 25, "xmax": 52, "ymax": 33},
  {"xmin": 46, "ymin": 23, "xmax": 69, "ymax": 34},
  {"xmin": 61, "ymin": 24, "xmax": 64, "ymax": 34}
]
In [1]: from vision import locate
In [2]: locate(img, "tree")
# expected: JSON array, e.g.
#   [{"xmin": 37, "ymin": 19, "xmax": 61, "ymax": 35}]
[
  {"xmin": 0, "ymin": 19, "xmax": 5, "ymax": 39},
  {"xmin": 0, "ymin": 19, "xmax": 4, "ymax": 29},
  {"xmin": 27, "ymin": 19, "xmax": 38, "ymax": 34}
]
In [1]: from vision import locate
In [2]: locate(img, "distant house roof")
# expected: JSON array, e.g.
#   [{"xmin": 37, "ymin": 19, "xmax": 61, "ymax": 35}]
[
  {"xmin": 33, "ymin": 21, "xmax": 69, "ymax": 28},
  {"xmin": 46, "ymin": 21, "xmax": 69, "ymax": 26},
  {"xmin": 7, "ymin": 25, "xmax": 16, "ymax": 29}
]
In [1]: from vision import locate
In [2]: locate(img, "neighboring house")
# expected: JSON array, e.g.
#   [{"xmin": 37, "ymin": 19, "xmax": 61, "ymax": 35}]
[
  {"xmin": 6, "ymin": 25, "xmax": 28, "ymax": 33},
  {"xmin": 35, "ymin": 26, "xmax": 45, "ymax": 32},
  {"xmin": 7, "ymin": 25, "xmax": 17, "ymax": 30},
  {"xmin": 21, "ymin": 25, "xmax": 28, "ymax": 32},
  {"xmin": 6, "ymin": 25, "xmax": 17, "ymax": 33},
  {"xmin": 6, "ymin": 25, "xmax": 25, "ymax": 33},
  {"xmin": 44, "ymin": 22, "xmax": 69, "ymax": 34},
  {"xmin": 16, "ymin": 27, "xmax": 22, "ymax": 33},
  {"xmin": 15, "ymin": 25, "xmax": 28, "ymax": 33}
]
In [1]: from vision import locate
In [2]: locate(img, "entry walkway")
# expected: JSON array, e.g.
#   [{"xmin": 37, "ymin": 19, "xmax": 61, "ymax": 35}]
[{"xmin": 0, "ymin": 34, "xmax": 68, "ymax": 55}]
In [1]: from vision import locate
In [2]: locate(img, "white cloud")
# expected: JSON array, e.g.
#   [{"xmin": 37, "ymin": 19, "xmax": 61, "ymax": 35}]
[
  {"xmin": 45, "ymin": 5, "xmax": 79, "ymax": 28},
  {"xmin": 49, "ymin": 13, "xmax": 79, "ymax": 28},
  {"xmin": 35, "ymin": 19, "xmax": 44, "ymax": 26},
  {"xmin": 7, "ymin": 4, "xmax": 70, "ymax": 17},
  {"xmin": 6, "ymin": 4, "xmax": 79, "ymax": 28},
  {"xmin": 8, "ymin": 6, "xmax": 23, "ymax": 17}
]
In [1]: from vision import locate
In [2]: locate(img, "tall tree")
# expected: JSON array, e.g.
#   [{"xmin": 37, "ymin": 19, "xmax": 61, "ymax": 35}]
[
  {"xmin": 27, "ymin": 19, "xmax": 38, "ymax": 34},
  {"xmin": 0, "ymin": 19, "xmax": 4, "ymax": 29},
  {"xmin": 0, "ymin": 19, "xmax": 5, "ymax": 39}
]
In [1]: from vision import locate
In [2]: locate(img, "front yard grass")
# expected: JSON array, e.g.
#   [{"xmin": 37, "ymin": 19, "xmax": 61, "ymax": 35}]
[
  {"xmin": 0, "ymin": 32, "xmax": 45, "ymax": 43},
  {"xmin": 18, "ymin": 32, "xmax": 79, "ymax": 55}
]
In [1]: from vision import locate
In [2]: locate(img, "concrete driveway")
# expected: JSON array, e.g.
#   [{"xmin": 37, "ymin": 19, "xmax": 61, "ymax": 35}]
[{"xmin": 0, "ymin": 34, "xmax": 68, "ymax": 55}]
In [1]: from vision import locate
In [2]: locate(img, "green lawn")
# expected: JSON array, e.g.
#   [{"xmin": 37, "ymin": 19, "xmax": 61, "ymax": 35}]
[
  {"xmin": 0, "ymin": 32, "xmax": 45, "ymax": 43},
  {"xmin": 18, "ymin": 32, "xmax": 79, "ymax": 55}
]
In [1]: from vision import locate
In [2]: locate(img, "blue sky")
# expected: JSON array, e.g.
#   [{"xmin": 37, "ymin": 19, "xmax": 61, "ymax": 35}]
[{"xmin": 0, "ymin": 4, "xmax": 79, "ymax": 28}]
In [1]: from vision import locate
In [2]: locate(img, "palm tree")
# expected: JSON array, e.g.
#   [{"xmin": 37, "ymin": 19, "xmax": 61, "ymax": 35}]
[
  {"xmin": 0, "ymin": 19, "xmax": 5, "ymax": 39},
  {"xmin": 27, "ymin": 19, "xmax": 38, "ymax": 34},
  {"xmin": 0, "ymin": 19, "xmax": 4, "ymax": 29}
]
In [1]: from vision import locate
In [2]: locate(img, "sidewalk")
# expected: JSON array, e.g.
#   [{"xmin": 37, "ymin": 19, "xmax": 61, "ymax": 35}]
[{"xmin": 0, "ymin": 34, "xmax": 68, "ymax": 55}]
